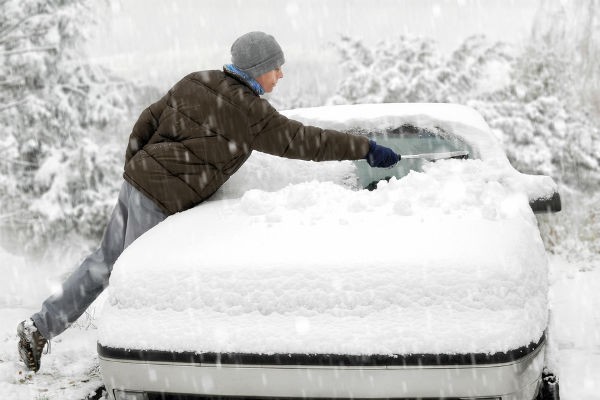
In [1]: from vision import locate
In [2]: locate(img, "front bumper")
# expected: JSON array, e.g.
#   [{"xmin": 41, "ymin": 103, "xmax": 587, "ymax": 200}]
[{"xmin": 99, "ymin": 335, "xmax": 545, "ymax": 400}]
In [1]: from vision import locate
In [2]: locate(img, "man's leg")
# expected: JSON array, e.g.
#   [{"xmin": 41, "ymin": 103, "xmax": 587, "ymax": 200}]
[
  {"xmin": 31, "ymin": 182, "xmax": 131, "ymax": 340},
  {"xmin": 18, "ymin": 182, "xmax": 129, "ymax": 372},
  {"xmin": 31, "ymin": 181, "xmax": 167, "ymax": 339},
  {"xmin": 20, "ymin": 181, "xmax": 167, "ymax": 371}
]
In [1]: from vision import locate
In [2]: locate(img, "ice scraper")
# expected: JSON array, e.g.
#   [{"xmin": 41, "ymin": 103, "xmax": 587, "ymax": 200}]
[{"xmin": 399, "ymin": 150, "xmax": 469, "ymax": 162}]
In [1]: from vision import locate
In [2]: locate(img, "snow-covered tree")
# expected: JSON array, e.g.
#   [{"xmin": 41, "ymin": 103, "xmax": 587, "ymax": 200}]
[
  {"xmin": 469, "ymin": 25, "xmax": 600, "ymax": 192},
  {"xmin": 497, "ymin": 0, "xmax": 600, "ymax": 258},
  {"xmin": 328, "ymin": 35, "xmax": 512, "ymax": 105},
  {"xmin": 328, "ymin": 32, "xmax": 600, "ymax": 256},
  {"xmin": 532, "ymin": 0, "xmax": 600, "ymax": 114},
  {"xmin": 0, "ymin": 0, "xmax": 134, "ymax": 253},
  {"xmin": 329, "ymin": 33, "xmax": 600, "ymax": 190}
]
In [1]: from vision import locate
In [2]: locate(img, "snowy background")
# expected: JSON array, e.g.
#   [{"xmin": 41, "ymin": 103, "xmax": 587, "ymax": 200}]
[{"xmin": 1, "ymin": 0, "xmax": 599, "ymax": 399}]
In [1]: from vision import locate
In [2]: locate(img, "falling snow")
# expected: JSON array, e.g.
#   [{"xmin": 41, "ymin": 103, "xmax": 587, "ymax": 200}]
[{"xmin": 2, "ymin": 0, "xmax": 600, "ymax": 399}]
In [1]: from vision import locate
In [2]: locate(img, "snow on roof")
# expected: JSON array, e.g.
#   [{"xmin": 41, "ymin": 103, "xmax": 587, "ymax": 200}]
[{"xmin": 99, "ymin": 127, "xmax": 549, "ymax": 355}]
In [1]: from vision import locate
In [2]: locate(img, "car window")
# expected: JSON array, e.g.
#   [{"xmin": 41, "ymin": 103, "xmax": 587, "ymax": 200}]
[{"xmin": 348, "ymin": 124, "xmax": 474, "ymax": 190}]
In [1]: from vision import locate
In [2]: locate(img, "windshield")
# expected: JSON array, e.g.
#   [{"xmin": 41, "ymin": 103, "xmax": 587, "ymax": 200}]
[{"xmin": 350, "ymin": 124, "xmax": 473, "ymax": 190}]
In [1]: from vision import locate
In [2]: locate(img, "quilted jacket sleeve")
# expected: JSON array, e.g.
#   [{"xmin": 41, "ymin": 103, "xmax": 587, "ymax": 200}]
[{"xmin": 247, "ymin": 98, "xmax": 370, "ymax": 162}]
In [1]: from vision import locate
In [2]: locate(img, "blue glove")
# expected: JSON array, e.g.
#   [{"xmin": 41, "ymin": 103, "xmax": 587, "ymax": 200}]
[{"xmin": 365, "ymin": 140, "xmax": 400, "ymax": 168}]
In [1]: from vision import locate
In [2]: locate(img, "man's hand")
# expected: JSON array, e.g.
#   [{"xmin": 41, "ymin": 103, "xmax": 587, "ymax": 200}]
[{"xmin": 365, "ymin": 140, "xmax": 400, "ymax": 168}]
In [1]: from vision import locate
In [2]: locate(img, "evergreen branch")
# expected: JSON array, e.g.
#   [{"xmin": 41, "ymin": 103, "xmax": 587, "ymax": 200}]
[
  {"xmin": 0, "ymin": 211, "xmax": 29, "ymax": 221},
  {"xmin": 0, "ymin": 16, "xmax": 30, "ymax": 41},
  {"xmin": 0, "ymin": 30, "xmax": 47, "ymax": 45},
  {"xmin": 61, "ymin": 85, "xmax": 88, "ymax": 97},
  {"xmin": 0, "ymin": 77, "xmax": 23, "ymax": 87},
  {"xmin": 0, "ymin": 211, "xmax": 39, "ymax": 225},
  {"xmin": 0, "ymin": 46, "xmax": 56, "ymax": 56},
  {"xmin": 0, "ymin": 157, "xmax": 37, "ymax": 167},
  {"xmin": 0, "ymin": 98, "xmax": 27, "ymax": 112},
  {"xmin": 0, "ymin": 12, "xmax": 50, "ymax": 42}
]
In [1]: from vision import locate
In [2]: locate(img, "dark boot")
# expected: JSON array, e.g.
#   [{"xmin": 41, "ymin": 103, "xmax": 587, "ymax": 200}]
[{"xmin": 17, "ymin": 319, "xmax": 48, "ymax": 372}]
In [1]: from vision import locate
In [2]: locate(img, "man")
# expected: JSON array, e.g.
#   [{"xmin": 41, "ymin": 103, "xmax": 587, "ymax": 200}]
[{"xmin": 17, "ymin": 31, "xmax": 399, "ymax": 372}]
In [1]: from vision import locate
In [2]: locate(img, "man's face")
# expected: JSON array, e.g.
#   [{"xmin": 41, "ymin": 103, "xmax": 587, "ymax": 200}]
[{"xmin": 256, "ymin": 67, "xmax": 284, "ymax": 93}]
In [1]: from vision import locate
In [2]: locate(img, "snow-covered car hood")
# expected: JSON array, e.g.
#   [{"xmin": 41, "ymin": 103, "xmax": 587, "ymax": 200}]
[{"xmin": 99, "ymin": 103, "xmax": 550, "ymax": 356}]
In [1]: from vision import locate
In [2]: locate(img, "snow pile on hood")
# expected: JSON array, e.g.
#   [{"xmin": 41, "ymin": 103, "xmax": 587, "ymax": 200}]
[
  {"xmin": 211, "ymin": 154, "xmax": 357, "ymax": 201},
  {"xmin": 99, "ymin": 157, "xmax": 549, "ymax": 356}
]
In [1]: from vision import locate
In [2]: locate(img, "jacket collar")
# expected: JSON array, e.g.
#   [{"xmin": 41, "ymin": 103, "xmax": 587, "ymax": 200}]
[{"xmin": 223, "ymin": 64, "xmax": 265, "ymax": 96}]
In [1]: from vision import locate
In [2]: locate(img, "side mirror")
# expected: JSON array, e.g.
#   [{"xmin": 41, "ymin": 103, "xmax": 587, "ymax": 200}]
[
  {"xmin": 530, "ymin": 192, "xmax": 561, "ymax": 213},
  {"xmin": 517, "ymin": 174, "xmax": 561, "ymax": 213}
]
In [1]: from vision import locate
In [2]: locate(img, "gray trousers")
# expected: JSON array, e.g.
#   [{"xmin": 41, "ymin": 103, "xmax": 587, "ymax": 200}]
[{"xmin": 32, "ymin": 181, "xmax": 167, "ymax": 340}]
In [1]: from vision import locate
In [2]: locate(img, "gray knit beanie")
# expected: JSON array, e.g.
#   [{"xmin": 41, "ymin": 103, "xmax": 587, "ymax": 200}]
[{"xmin": 231, "ymin": 32, "xmax": 285, "ymax": 79}]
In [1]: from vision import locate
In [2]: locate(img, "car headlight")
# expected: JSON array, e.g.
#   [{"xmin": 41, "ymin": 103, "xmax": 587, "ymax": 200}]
[
  {"xmin": 113, "ymin": 389, "xmax": 148, "ymax": 400},
  {"xmin": 459, "ymin": 398, "xmax": 501, "ymax": 400}
]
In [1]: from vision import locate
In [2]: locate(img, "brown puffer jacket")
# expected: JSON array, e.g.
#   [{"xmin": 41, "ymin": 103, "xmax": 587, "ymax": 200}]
[{"xmin": 123, "ymin": 69, "xmax": 370, "ymax": 215}]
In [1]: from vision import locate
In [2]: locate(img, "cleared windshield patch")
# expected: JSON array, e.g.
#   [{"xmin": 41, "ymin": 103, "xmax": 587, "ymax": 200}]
[{"xmin": 349, "ymin": 124, "xmax": 473, "ymax": 190}]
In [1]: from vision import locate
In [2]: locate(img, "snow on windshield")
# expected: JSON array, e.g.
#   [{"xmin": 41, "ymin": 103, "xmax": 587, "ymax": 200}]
[
  {"xmin": 214, "ymin": 103, "xmax": 556, "ymax": 201},
  {"xmin": 285, "ymin": 103, "xmax": 557, "ymax": 199},
  {"xmin": 99, "ymin": 148, "xmax": 549, "ymax": 355}
]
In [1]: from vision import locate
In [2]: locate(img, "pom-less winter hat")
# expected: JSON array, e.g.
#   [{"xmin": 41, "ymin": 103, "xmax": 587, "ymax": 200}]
[{"xmin": 231, "ymin": 31, "xmax": 285, "ymax": 79}]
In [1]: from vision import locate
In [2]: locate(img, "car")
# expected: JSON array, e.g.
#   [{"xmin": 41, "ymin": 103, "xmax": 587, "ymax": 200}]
[{"xmin": 97, "ymin": 103, "xmax": 560, "ymax": 400}]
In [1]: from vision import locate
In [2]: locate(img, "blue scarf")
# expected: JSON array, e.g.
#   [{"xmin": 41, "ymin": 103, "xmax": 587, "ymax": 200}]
[{"xmin": 223, "ymin": 64, "xmax": 265, "ymax": 96}]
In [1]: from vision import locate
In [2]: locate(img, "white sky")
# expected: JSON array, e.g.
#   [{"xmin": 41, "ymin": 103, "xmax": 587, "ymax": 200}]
[{"xmin": 86, "ymin": 0, "xmax": 540, "ymax": 95}]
